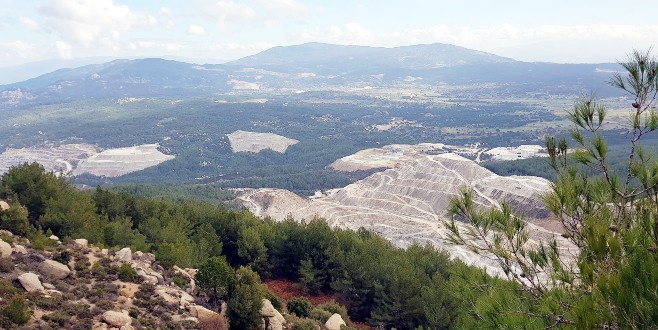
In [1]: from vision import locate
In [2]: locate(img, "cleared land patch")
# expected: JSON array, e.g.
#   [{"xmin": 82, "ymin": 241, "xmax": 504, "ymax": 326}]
[
  {"xmin": 0, "ymin": 143, "xmax": 173, "ymax": 177},
  {"xmin": 73, "ymin": 144, "xmax": 174, "ymax": 177},
  {"xmin": 226, "ymin": 130, "xmax": 299, "ymax": 153}
]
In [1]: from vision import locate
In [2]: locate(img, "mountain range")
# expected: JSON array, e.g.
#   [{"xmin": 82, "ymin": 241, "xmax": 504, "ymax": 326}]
[{"xmin": 0, "ymin": 42, "xmax": 623, "ymax": 108}]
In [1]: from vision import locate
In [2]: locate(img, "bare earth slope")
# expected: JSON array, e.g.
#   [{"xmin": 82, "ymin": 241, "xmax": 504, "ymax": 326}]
[{"xmin": 237, "ymin": 153, "xmax": 572, "ymax": 276}]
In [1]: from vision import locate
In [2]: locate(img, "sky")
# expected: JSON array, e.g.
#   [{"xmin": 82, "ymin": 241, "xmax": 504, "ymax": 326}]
[{"xmin": 1, "ymin": 0, "xmax": 657, "ymax": 67}]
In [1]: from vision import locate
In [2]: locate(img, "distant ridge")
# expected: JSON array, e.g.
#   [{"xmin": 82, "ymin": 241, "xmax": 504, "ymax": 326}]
[{"xmin": 227, "ymin": 42, "xmax": 516, "ymax": 70}]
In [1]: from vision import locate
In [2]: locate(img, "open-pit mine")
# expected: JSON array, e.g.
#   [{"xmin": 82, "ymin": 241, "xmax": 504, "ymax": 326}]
[{"xmin": 236, "ymin": 146, "xmax": 574, "ymax": 276}]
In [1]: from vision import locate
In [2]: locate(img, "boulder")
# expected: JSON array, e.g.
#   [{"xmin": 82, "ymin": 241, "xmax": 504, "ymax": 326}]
[
  {"xmin": 0, "ymin": 240, "xmax": 12, "ymax": 258},
  {"xmin": 39, "ymin": 260, "xmax": 71, "ymax": 280},
  {"xmin": 0, "ymin": 201, "xmax": 9, "ymax": 211},
  {"xmin": 49, "ymin": 235, "xmax": 59, "ymax": 241},
  {"xmin": 325, "ymin": 314, "xmax": 346, "ymax": 330},
  {"xmin": 92, "ymin": 322, "xmax": 109, "ymax": 330},
  {"xmin": 13, "ymin": 244, "xmax": 27, "ymax": 255},
  {"xmin": 155, "ymin": 287, "xmax": 178, "ymax": 305},
  {"xmin": 17, "ymin": 272, "xmax": 44, "ymax": 293},
  {"xmin": 135, "ymin": 268, "xmax": 158, "ymax": 284},
  {"xmin": 73, "ymin": 239, "xmax": 88, "ymax": 248},
  {"xmin": 133, "ymin": 251, "xmax": 155, "ymax": 264},
  {"xmin": 180, "ymin": 292, "xmax": 195, "ymax": 307},
  {"xmin": 115, "ymin": 247, "xmax": 132, "ymax": 263},
  {"xmin": 42, "ymin": 282, "xmax": 55, "ymax": 290},
  {"xmin": 120, "ymin": 325, "xmax": 135, "ymax": 330},
  {"xmin": 102, "ymin": 311, "xmax": 132, "ymax": 327},
  {"xmin": 261, "ymin": 299, "xmax": 285, "ymax": 324},
  {"xmin": 189, "ymin": 305, "xmax": 220, "ymax": 322},
  {"xmin": 267, "ymin": 316, "xmax": 284, "ymax": 330}
]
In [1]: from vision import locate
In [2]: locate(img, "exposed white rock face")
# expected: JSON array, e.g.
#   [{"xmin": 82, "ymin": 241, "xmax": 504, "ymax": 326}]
[
  {"xmin": 261, "ymin": 299, "xmax": 285, "ymax": 323},
  {"xmin": 73, "ymin": 239, "xmax": 88, "ymax": 248},
  {"xmin": 39, "ymin": 260, "xmax": 71, "ymax": 280},
  {"xmin": 115, "ymin": 247, "xmax": 132, "ymax": 263},
  {"xmin": 189, "ymin": 305, "xmax": 220, "ymax": 322},
  {"xmin": 0, "ymin": 240, "xmax": 12, "ymax": 257},
  {"xmin": 325, "ymin": 313, "xmax": 346, "ymax": 330},
  {"xmin": 18, "ymin": 272, "xmax": 44, "ymax": 293},
  {"xmin": 49, "ymin": 235, "xmax": 59, "ymax": 241},
  {"xmin": 237, "ymin": 153, "xmax": 575, "ymax": 277},
  {"xmin": 0, "ymin": 201, "xmax": 8, "ymax": 210},
  {"xmin": 102, "ymin": 311, "xmax": 132, "ymax": 327},
  {"xmin": 267, "ymin": 316, "xmax": 283, "ymax": 330},
  {"xmin": 13, "ymin": 244, "xmax": 27, "ymax": 254}
]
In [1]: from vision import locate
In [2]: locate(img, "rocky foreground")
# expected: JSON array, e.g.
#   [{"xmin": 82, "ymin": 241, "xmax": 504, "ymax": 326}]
[
  {"xmin": 0, "ymin": 230, "xmax": 336, "ymax": 330},
  {"xmin": 237, "ymin": 152, "xmax": 575, "ymax": 276}
]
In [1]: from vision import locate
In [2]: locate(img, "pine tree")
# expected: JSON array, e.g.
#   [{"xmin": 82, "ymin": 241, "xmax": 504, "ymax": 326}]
[
  {"xmin": 227, "ymin": 266, "xmax": 263, "ymax": 330},
  {"xmin": 444, "ymin": 49, "xmax": 658, "ymax": 328}
]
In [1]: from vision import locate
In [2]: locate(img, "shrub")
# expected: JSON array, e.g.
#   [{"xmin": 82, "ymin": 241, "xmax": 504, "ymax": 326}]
[
  {"xmin": 32, "ymin": 294, "xmax": 65, "ymax": 310},
  {"xmin": 0, "ymin": 279, "xmax": 20, "ymax": 299},
  {"xmin": 53, "ymin": 250, "xmax": 72, "ymax": 264},
  {"xmin": 316, "ymin": 302, "xmax": 349, "ymax": 323},
  {"xmin": 172, "ymin": 276, "xmax": 189, "ymax": 287},
  {"xmin": 0, "ymin": 233, "xmax": 12, "ymax": 243},
  {"xmin": 96, "ymin": 299, "xmax": 114, "ymax": 311},
  {"xmin": 64, "ymin": 303, "xmax": 90, "ymax": 317},
  {"xmin": 29, "ymin": 230, "xmax": 56, "ymax": 251},
  {"xmin": 129, "ymin": 308, "xmax": 139, "ymax": 318},
  {"xmin": 117, "ymin": 263, "xmax": 140, "ymax": 283},
  {"xmin": 42, "ymin": 310, "xmax": 71, "ymax": 326},
  {"xmin": 310, "ymin": 308, "xmax": 332, "ymax": 322},
  {"xmin": 263, "ymin": 290, "xmax": 282, "ymax": 310},
  {"xmin": 0, "ymin": 297, "xmax": 31, "ymax": 326},
  {"xmin": 287, "ymin": 297, "xmax": 312, "ymax": 318},
  {"xmin": 290, "ymin": 318, "xmax": 318, "ymax": 330},
  {"xmin": 0, "ymin": 258, "xmax": 14, "ymax": 273}
]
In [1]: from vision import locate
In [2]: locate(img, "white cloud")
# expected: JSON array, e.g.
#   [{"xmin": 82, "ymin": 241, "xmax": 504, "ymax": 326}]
[
  {"xmin": 207, "ymin": 42, "xmax": 272, "ymax": 52},
  {"xmin": 296, "ymin": 23, "xmax": 373, "ymax": 45},
  {"xmin": 2, "ymin": 41, "xmax": 38, "ymax": 59},
  {"xmin": 207, "ymin": 1, "xmax": 257, "ymax": 28},
  {"xmin": 129, "ymin": 41, "xmax": 184, "ymax": 52},
  {"xmin": 55, "ymin": 40, "xmax": 72, "ymax": 59},
  {"xmin": 188, "ymin": 24, "xmax": 207, "ymax": 36},
  {"xmin": 160, "ymin": 7, "xmax": 171, "ymax": 16},
  {"xmin": 19, "ymin": 17, "xmax": 40, "ymax": 31},
  {"xmin": 206, "ymin": 0, "xmax": 311, "ymax": 31},
  {"xmin": 39, "ymin": 0, "xmax": 157, "ymax": 47},
  {"xmin": 258, "ymin": 0, "xmax": 308, "ymax": 15}
]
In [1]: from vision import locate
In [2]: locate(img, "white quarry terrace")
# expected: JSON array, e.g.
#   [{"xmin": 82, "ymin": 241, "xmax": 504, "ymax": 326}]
[{"xmin": 237, "ymin": 151, "xmax": 575, "ymax": 277}]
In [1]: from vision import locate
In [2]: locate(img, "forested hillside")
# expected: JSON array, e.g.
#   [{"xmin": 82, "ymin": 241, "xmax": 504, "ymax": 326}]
[{"xmin": 0, "ymin": 162, "xmax": 526, "ymax": 329}]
